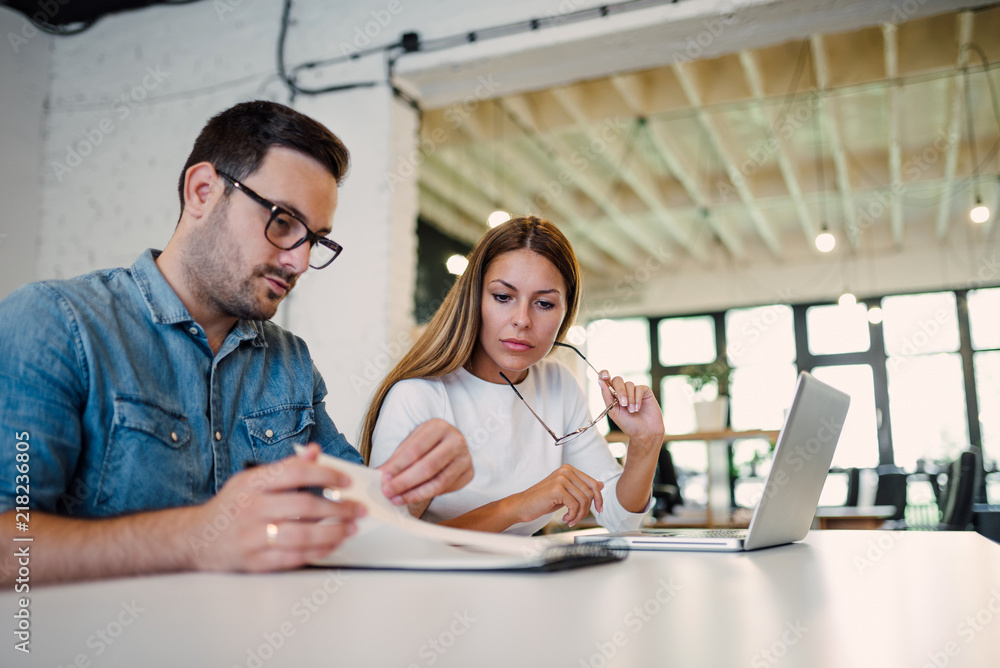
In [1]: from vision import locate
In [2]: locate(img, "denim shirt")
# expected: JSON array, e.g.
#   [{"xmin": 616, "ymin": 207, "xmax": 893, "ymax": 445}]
[{"xmin": 0, "ymin": 249, "xmax": 362, "ymax": 518}]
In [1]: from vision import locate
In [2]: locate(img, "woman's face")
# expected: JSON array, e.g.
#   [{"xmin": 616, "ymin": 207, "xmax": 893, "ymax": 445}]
[{"xmin": 467, "ymin": 249, "xmax": 568, "ymax": 384}]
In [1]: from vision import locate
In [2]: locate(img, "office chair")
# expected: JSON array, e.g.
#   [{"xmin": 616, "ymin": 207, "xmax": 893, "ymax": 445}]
[
  {"xmin": 652, "ymin": 447, "xmax": 683, "ymax": 518},
  {"xmin": 937, "ymin": 450, "xmax": 981, "ymax": 530},
  {"xmin": 874, "ymin": 469, "xmax": 908, "ymax": 526},
  {"xmin": 844, "ymin": 467, "xmax": 860, "ymax": 507}
]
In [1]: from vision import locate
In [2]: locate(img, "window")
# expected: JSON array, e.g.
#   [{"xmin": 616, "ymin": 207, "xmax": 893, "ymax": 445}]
[
  {"xmin": 974, "ymin": 352, "xmax": 1000, "ymax": 468},
  {"xmin": 725, "ymin": 305, "xmax": 795, "ymax": 366},
  {"xmin": 970, "ymin": 288, "xmax": 1000, "ymax": 467},
  {"xmin": 887, "ymin": 353, "xmax": 968, "ymax": 469},
  {"xmin": 968, "ymin": 288, "xmax": 1000, "ymax": 350},
  {"xmin": 882, "ymin": 293, "xmax": 967, "ymax": 469},
  {"xmin": 585, "ymin": 318, "xmax": 650, "ymax": 376},
  {"xmin": 726, "ymin": 305, "xmax": 796, "ymax": 432},
  {"xmin": 658, "ymin": 316, "xmax": 716, "ymax": 365},
  {"xmin": 882, "ymin": 292, "xmax": 960, "ymax": 356},
  {"xmin": 585, "ymin": 318, "xmax": 651, "ymax": 441},
  {"xmin": 661, "ymin": 375, "xmax": 698, "ymax": 434},
  {"xmin": 811, "ymin": 365, "xmax": 879, "ymax": 468},
  {"xmin": 806, "ymin": 303, "xmax": 870, "ymax": 355},
  {"xmin": 729, "ymin": 364, "xmax": 798, "ymax": 431},
  {"xmin": 587, "ymin": 284, "xmax": 991, "ymax": 475}
]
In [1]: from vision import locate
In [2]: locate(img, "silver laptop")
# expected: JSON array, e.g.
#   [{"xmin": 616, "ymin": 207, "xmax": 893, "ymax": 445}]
[{"xmin": 575, "ymin": 371, "xmax": 850, "ymax": 552}]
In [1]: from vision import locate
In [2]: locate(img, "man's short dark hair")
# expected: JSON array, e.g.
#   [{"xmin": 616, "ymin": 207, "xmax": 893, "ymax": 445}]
[{"xmin": 177, "ymin": 100, "xmax": 351, "ymax": 214}]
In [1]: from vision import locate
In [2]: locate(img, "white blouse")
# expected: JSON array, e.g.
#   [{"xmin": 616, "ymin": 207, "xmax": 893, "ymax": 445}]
[{"xmin": 369, "ymin": 359, "xmax": 650, "ymax": 535}]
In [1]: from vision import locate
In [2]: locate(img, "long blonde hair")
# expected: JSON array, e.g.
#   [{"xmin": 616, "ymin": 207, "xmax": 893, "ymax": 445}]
[{"xmin": 359, "ymin": 215, "xmax": 581, "ymax": 462}]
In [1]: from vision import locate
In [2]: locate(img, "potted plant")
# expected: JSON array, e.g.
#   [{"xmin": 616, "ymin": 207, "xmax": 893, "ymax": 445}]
[{"xmin": 680, "ymin": 360, "xmax": 733, "ymax": 432}]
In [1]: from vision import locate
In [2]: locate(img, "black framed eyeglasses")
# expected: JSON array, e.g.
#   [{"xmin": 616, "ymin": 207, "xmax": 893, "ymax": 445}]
[
  {"xmin": 500, "ymin": 342, "xmax": 620, "ymax": 446},
  {"xmin": 217, "ymin": 171, "xmax": 343, "ymax": 269}
]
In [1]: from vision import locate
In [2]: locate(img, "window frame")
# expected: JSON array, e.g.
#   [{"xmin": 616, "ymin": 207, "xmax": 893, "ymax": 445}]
[{"xmin": 632, "ymin": 286, "xmax": 996, "ymax": 468}]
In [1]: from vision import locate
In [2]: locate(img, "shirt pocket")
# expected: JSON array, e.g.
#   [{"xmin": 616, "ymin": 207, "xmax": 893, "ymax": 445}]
[
  {"xmin": 243, "ymin": 404, "xmax": 315, "ymax": 465},
  {"xmin": 97, "ymin": 396, "xmax": 194, "ymax": 515}
]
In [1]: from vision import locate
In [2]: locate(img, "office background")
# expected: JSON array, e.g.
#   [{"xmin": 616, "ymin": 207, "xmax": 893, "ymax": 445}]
[{"xmin": 1, "ymin": 0, "xmax": 999, "ymax": 487}]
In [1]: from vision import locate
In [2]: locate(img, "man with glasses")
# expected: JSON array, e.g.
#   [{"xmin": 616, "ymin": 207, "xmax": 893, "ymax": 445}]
[{"xmin": 0, "ymin": 101, "xmax": 472, "ymax": 583}]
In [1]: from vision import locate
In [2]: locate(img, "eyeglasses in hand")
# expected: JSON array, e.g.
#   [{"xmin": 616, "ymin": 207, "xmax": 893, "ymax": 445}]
[{"xmin": 499, "ymin": 341, "xmax": 620, "ymax": 446}]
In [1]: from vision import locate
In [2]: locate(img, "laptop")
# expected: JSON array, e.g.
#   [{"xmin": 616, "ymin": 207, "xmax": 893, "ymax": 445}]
[{"xmin": 575, "ymin": 371, "xmax": 851, "ymax": 552}]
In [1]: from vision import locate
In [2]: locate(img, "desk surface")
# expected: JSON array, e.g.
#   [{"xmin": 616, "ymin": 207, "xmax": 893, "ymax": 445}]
[{"xmin": 3, "ymin": 531, "xmax": 999, "ymax": 668}]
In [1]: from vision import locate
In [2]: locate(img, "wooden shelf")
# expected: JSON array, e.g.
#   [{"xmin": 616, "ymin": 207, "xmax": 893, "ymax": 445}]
[{"xmin": 606, "ymin": 429, "xmax": 780, "ymax": 443}]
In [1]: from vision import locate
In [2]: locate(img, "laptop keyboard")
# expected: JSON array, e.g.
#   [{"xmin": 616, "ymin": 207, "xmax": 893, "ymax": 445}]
[{"xmin": 653, "ymin": 529, "xmax": 747, "ymax": 538}]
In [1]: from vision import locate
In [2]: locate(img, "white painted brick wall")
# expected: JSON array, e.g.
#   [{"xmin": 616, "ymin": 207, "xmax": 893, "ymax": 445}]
[
  {"xmin": 19, "ymin": 0, "xmax": 615, "ymax": 442},
  {"xmin": 0, "ymin": 6, "xmax": 50, "ymax": 299}
]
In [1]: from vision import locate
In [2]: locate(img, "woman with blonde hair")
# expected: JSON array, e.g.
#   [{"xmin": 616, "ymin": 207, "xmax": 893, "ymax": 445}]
[{"xmin": 360, "ymin": 216, "xmax": 663, "ymax": 535}]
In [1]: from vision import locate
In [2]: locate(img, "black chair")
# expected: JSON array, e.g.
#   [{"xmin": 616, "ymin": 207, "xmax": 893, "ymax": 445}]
[
  {"xmin": 937, "ymin": 450, "xmax": 981, "ymax": 530},
  {"xmin": 844, "ymin": 467, "xmax": 861, "ymax": 507},
  {"xmin": 651, "ymin": 446, "xmax": 683, "ymax": 518},
  {"xmin": 874, "ymin": 468, "xmax": 908, "ymax": 524}
]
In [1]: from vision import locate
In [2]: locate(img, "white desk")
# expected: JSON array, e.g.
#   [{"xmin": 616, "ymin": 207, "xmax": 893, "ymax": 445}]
[{"xmin": 3, "ymin": 531, "xmax": 999, "ymax": 668}]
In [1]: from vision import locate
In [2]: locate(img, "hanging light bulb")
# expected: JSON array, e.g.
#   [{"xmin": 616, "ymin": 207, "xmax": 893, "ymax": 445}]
[
  {"xmin": 815, "ymin": 225, "xmax": 836, "ymax": 253},
  {"xmin": 970, "ymin": 197, "xmax": 990, "ymax": 224},
  {"xmin": 838, "ymin": 292, "xmax": 856, "ymax": 307},
  {"xmin": 446, "ymin": 254, "xmax": 469, "ymax": 275},
  {"xmin": 487, "ymin": 210, "xmax": 511, "ymax": 227}
]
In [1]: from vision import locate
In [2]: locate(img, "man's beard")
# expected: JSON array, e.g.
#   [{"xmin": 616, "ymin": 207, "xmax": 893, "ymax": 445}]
[{"xmin": 184, "ymin": 201, "xmax": 299, "ymax": 322}]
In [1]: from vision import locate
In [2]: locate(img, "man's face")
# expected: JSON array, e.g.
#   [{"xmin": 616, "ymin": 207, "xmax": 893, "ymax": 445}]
[{"xmin": 185, "ymin": 147, "xmax": 339, "ymax": 321}]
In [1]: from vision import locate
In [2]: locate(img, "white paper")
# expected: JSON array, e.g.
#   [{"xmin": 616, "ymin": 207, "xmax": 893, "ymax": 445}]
[{"xmin": 299, "ymin": 447, "xmax": 565, "ymax": 570}]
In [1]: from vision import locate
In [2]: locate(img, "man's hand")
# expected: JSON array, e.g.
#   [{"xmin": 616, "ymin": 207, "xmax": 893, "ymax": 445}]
[
  {"xmin": 191, "ymin": 444, "xmax": 365, "ymax": 573},
  {"xmin": 376, "ymin": 418, "xmax": 473, "ymax": 506}
]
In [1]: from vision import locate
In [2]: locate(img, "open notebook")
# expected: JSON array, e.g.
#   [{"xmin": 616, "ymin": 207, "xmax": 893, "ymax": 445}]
[{"xmin": 300, "ymin": 447, "xmax": 625, "ymax": 571}]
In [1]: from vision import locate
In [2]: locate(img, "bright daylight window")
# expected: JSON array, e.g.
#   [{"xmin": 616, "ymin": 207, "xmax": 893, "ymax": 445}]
[
  {"xmin": 657, "ymin": 316, "xmax": 717, "ymax": 495},
  {"xmin": 725, "ymin": 305, "xmax": 797, "ymax": 498},
  {"xmin": 973, "ymin": 352, "xmax": 1000, "ymax": 469},
  {"xmin": 806, "ymin": 303, "xmax": 870, "ymax": 355},
  {"xmin": 658, "ymin": 316, "xmax": 717, "ymax": 435},
  {"xmin": 725, "ymin": 304, "xmax": 796, "ymax": 430},
  {"xmin": 969, "ymin": 288, "xmax": 1000, "ymax": 467},
  {"xmin": 659, "ymin": 316, "xmax": 717, "ymax": 365},
  {"xmin": 811, "ymin": 365, "xmax": 879, "ymax": 468},
  {"xmin": 584, "ymin": 318, "xmax": 651, "ymax": 447},
  {"xmin": 882, "ymin": 292, "xmax": 967, "ymax": 469}
]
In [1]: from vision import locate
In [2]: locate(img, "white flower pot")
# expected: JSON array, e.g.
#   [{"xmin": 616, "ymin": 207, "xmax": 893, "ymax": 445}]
[{"xmin": 693, "ymin": 397, "xmax": 729, "ymax": 432}]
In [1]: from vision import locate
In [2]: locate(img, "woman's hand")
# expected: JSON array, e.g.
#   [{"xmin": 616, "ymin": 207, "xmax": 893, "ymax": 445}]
[
  {"xmin": 599, "ymin": 372, "xmax": 665, "ymax": 460},
  {"xmin": 509, "ymin": 464, "xmax": 605, "ymax": 527}
]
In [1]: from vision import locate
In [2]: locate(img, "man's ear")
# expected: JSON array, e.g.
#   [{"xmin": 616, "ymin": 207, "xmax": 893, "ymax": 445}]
[{"xmin": 181, "ymin": 162, "xmax": 222, "ymax": 222}]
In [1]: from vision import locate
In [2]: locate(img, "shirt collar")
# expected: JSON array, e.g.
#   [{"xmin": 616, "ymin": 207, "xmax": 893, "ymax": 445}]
[{"xmin": 131, "ymin": 249, "xmax": 267, "ymax": 347}]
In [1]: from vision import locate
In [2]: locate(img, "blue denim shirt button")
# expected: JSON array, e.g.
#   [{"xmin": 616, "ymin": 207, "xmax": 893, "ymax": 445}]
[
  {"xmin": 215, "ymin": 431, "xmax": 222, "ymax": 441},
  {"xmin": 170, "ymin": 431, "xmax": 178, "ymax": 442},
  {"xmin": 265, "ymin": 429, "xmax": 274, "ymax": 438},
  {"xmin": 188, "ymin": 326, "xmax": 198, "ymax": 336}
]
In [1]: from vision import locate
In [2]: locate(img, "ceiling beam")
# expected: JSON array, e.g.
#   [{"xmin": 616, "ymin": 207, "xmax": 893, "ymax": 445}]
[
  {"xmin": 419, "ymin": 159, "xmax": 501, "ymax": 227},
  {"xmin": 672, "ymin": 60, "xmax": 782, "ymax": 256},
  {"xmin": 935, "ymin": 11, "xmax": 974, "ymax": 239},
  {"xmin": 496, "ymin": 94, "xmax": 670, "ymax": 263},
  {"xmin": 428, "ymin": 150, "xmax": 507, "ymax": 211},
  {"xmin": 454, "ymin": 109, "xmax": 625, "ymax": 272},
  {"xmin": 738, "ymin": 49, "xmax": 817, "ymax": 248},
  {"xmin": 810, "ymin": 34, "xmax": 859, "ymax": 248},
  {"xmin": 549, "ymin": 85, "xmax": 708, "ymax": 264},
  {"xmin": 609, "ymin": 74, "xmax": 745, "ymax": 259}
]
